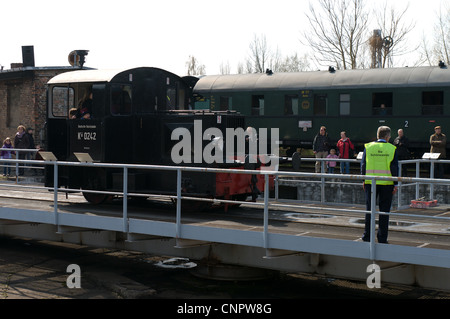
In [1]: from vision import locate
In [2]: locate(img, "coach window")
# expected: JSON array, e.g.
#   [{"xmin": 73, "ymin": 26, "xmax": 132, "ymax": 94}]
[
  {"xmin": 193, "ymin": 95, "xmax": 210, "ymax": 110},
  {"xmin": 178, "ymin": 86, "xmax": 186, "ymax": 110},
  {"xmin": 52, "ymin": 86, "xmax": 74, "ymax": 117},
  {"xmin": 339, "ymin": 94, "xmax": 350, "ymax": 115},
  {"xmin": 220, "ymin": 96, "xmax": 232, "ymax": 111},
  {"xmin": 252, "ymin": 95, "xmax": 264, "ymax": 115},
  {"xmin": 372, "ymin": 92, "xmax": 392, "ymax": 115},
  {"xmin": 285, "ymin": 95, "xmax": 299, "ymax": 115},
  {"xmin": 111, "ymin": 84, "xmax": 132, "ymax": 115},
  {"xmin": 422, "ymin": 91, "xmax": 443, "ymax": 115},
  {"xmin": 313, "ymin": 94, "xmax": 327, "ymax": 115}
]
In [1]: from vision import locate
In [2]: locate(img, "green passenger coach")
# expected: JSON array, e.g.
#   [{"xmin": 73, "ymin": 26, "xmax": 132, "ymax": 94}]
[{"xmin": 193, "ymin": 65, "xmax": 450, "ymax": 157}]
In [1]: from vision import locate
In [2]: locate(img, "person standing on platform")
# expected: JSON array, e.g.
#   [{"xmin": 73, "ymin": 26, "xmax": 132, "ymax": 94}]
[
  {"xmin": 313, "ymin": 126, "xmax": 331, "ymax": 173},
  {"xmin": 361, "ymin": 126, "xmax": 399, "ymax": 244},
  {"xmin": 336, "ymin": 131, "xmax": 355, "ymax": 174},
  {"xmin": 1, "ymin": 137, "xmax": 15, "ymax": 176},
  {"xmin": 326, "ymin": 149, "xmax": 339, "ymax": 173},
  {"xmin": 14, "ymin": 125, "xmax": 30, "ymax": 176},
  {"xmin": 429, "ymin": 126, "xmax": 447, "ymax": 178},
  {"xmin": 393, "ymin": 129, "xmax": 410, "ymax": 177}
]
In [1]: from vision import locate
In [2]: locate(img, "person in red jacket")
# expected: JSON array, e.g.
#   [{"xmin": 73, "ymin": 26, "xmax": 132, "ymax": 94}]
[{"xmin": 336, "ymin": 131, "xmax": 355, "ymax": 174}]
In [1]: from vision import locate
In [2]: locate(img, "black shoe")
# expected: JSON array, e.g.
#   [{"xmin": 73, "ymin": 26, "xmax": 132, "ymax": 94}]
[{"xmin": 361, "ymin": 236, "xmax": 370, "ymax": 242}]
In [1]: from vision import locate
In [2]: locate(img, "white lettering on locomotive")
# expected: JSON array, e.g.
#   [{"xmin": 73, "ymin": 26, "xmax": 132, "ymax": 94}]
[{"xmin": 77, "ymin": 132, "xmax": 97, "ymax": 141}]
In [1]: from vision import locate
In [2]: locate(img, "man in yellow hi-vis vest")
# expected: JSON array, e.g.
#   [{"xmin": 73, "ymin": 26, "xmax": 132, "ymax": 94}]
[{"xmin": 361, "ymin": 126, "xmax": 399, "ymax": 244}]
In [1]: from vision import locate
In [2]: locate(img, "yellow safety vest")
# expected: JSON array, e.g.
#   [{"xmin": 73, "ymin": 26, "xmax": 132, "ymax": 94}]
[{"xmin": 364, "ymin": 142, "xmax": 396, "ymax": 185}]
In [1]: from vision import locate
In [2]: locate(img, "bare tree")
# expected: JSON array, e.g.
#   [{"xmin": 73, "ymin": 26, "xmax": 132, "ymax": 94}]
[
  {"xmin": 276, "ymin": 53, "xmax": 311, "ymax": 72},
  {"xmin": 244, "ymin": 34, "xmax": 311, "ymax": 73},
  {"xmin": 236, "ymin": 62, "xmax": 244, "ymax": 74},
  {"xmin": 418, "ymin": 5, "xmax": 450, "ymax": 66},
  {"xmin": 220, "ymin": 61, "xmax": 231, "ymax": 75},
  {"xmin": 247, "ymin": 34, "xmax": 271, "ymax": 73},
  {"xmin": 303, "ymin": 0, "xmax": 369, "ymax": 70},
  {"xmin": 429, "ymin": 4, "xmax": 449, "ymax": 65},
  {"xmin": 186, "ymin": 56, "xmax": 206, "ymax": 76}
]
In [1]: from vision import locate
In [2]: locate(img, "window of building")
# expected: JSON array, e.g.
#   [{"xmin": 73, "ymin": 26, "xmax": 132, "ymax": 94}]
[
  {"xmin": 52, "ymin": 86, "xmax": 74, "ymax": 118},
  {"xmin": 252, "ymin": 95, "xmax": 264, "ymax": 115},
  {"xmin": 422, "ymin": 91, "xmax": 443, "ymax": 115},
  {"xmin": 6, "ymin": 84, "xmax": 21, "ymax": 127},
  {"xmin": 339, "ymin": 94, "xmax": 351, "ymax": 115},
  {"xmin": 372, "ymin": 92, "xmax": 392, "ymax": 115},
  {"xmin": 313, "ymin": 94, "xmax": 327, "ymax": 115},
  {"xmin": 284, "ymin": 95, "xmax": 299, "ymax": 115}
]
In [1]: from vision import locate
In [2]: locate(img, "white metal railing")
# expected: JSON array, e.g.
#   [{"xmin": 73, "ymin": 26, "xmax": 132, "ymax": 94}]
[
  {"xmin": 275, "ymin": 157, "xmax": 362, "ymax": 203},
  {"xmin": 0, "ymin": 148, "xmax": 42, "ymax": 182},
  {"xmin": 276, "ymin": 156, "xmax": 450, "ymax": 208},
  {"xmin": 396, "ymin": 158, "xmax": 450, "ymax": 208},
  {"xmin": 0, "ymin": 156, "xmax": 449, "ymax": 266}
]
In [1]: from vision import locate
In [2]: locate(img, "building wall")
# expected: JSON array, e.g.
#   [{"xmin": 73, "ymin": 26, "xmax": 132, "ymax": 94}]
[{"xmin": 0, "ymin": 68, "xmax": 72, "ymax": 148}]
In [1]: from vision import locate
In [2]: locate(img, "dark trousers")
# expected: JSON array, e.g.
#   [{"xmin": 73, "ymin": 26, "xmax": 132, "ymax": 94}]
[
  {"xmin": 18, "ymin": 153, "xmax": 26, "ymax": 175},
  {"xmin": 362, "ymin": 183, "xmax": 394, "ymax": 243}
]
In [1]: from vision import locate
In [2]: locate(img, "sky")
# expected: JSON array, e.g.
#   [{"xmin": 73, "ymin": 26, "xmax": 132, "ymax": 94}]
[{"xmin": 0, "ymin": 0, "xmax": 447, "ymax": 76}]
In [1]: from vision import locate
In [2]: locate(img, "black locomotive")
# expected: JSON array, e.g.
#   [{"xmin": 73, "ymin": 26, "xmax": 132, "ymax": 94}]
[{"xmin": 44, "ymin": 67, "xmax": 269, "ymax": 206}]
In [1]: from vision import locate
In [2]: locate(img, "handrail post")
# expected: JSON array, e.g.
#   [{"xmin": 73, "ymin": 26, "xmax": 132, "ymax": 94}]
[
  {"xmin": 430, "ymin": 161, "xmax": 435, "ymax": 200},
  {"xmin": 397, "ymin": 162, "xmax": 402, "ymax": 208},
  {"xmin": 176, "ymin": 168, "xmax": 182, "ymax": 239},
  {"xmin": 369, "ymin": 178, "xmax": 377, "ymax": 261},
  {"xmin": 53, "ymin": 162, "xmax": 59, "ymax": 228},
  {"xmin": 263, "ymin": 173, "xmax": 269, "ymax": 249},
  {"xmin": 321, "ymin": 160, "xmax": 325, "ymax": 203},
  {"xmin": 123, "ymin": 166, "xmax": 128, "ymax": 233},
  {"xmin": 415, "ymin": 160, "xmax": 420, "ymax": 200},
  {"xmin": 15, "ymin": 151, "xmax": 19, "ymax": 184},
  {"xmin": 274, "ymin": 175, "xmax": 279, "ymax": 200}
]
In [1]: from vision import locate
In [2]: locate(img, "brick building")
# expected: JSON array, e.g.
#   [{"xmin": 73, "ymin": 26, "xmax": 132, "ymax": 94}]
[{"xmin": 0, "ymin": 48, "xmax": 78, "ymax": 148}]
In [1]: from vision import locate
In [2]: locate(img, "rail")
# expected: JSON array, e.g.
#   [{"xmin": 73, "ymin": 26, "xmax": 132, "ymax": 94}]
[{"xmin": 0, "ymin": 155, "xmax": 449, "ymax": 268}]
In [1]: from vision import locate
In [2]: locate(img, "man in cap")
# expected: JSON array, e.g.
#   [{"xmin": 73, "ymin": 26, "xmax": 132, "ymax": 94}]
[{"xmin": 430, "ymin": 126, "xmax": 447, "ymax": 178}]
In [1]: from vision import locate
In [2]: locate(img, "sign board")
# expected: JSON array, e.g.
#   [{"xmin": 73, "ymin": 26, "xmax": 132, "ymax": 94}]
[
  {"xmin": 298, "ymin": 121, "xmax": 312, "ymax": 128},
  {"xmin": 39, "ymin": 151, "xmax": 58, "ymax": 162},
  {"xmin": 300, "ymin": 90, "xmax": 312, "ymax": 98},
  {"xmin": 74, "ymin": 152, "xmax": 94, "ymax": 163},
  {"xmin": 422, "ymin": 152, "xmax": 440, "ymax": 159},
  {"xmin": 356, "ymin": 152, "xmax": 364, "ymax": 160}
]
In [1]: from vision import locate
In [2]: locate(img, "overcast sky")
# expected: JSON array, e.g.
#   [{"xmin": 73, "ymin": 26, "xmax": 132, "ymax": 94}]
[{"xmin": 0, "ymin": 0, "xmax": 446, "ymax": 76}]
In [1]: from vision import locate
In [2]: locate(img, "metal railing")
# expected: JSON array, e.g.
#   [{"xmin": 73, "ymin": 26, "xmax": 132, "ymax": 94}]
[
  {"xmin": 0, "ymin": 148, "xmax": 42, "ymax": 182},
  {"xmin": 397, "ymin": 158, "xmax": 450, "ymax": 208},
  {"xmin": 0, "ymin": 156, "xmax": 449, "ymax": 266},
  {"xmin": 275, "ymin": 157, "xmax": 362, "ymax": 203},
  {"xmin": 275, "ymin": 156, "xmax": 450, "ymax": 208}
]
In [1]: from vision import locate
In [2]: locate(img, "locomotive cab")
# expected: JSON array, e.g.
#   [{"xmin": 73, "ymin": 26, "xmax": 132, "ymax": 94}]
[{"xmin": 45, "ymin": 67, "xmax": 193, "ymax": 199}]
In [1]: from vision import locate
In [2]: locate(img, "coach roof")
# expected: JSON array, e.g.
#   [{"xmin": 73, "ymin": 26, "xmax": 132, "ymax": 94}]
[
  {"xmin": 47, "ymin": 67, "xmax": 178, "ymax": 84},
  {"xmin": 193, "ymin": 66, "xmax": 450, "ymax": 93}
]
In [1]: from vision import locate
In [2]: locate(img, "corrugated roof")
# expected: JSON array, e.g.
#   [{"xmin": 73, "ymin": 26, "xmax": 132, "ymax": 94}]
[{"xmin": 193, "ymin": 66, "xmax": 450, "ymax": 93}]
